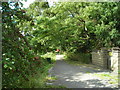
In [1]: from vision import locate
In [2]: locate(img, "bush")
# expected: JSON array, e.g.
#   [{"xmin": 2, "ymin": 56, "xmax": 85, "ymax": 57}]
[
  {"xmin": 41, "ymin": 52, "xmax": 56, "ymax": 63},
  {"xmin": 65, "ymin": 52, "xmax": 91, "ymax": 64}
]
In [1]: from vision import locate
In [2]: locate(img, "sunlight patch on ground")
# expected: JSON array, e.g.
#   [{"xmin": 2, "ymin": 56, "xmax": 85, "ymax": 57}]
[
  {"xmin": 56, "ymin": 55, "xmax": 65, "ymax": 60},
  {"xmin": 71, "ymin": 73, "xmax": 99, "ymax": 81}
]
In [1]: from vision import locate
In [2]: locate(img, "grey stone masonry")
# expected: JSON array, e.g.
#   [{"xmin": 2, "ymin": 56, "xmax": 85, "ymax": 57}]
[
  {"xmin": 92, "ymin": 47, "xmax": 120, "ymax": 72},
  {"xmin": 92, "ymin": 47, "xmax": 108, "ymax": 69}
]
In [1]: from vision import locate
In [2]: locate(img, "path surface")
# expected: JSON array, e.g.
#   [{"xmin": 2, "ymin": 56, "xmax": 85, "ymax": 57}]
[{"xmin": 48, "ymin": 55, "xmax": 118, "ymax": 88}]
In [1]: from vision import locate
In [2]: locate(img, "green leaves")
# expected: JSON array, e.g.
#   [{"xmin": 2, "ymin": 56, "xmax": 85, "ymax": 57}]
[
  {"xmin": 2, "ymin": 2, "xmax": 120, "ymax": 88},
  {"xmin": 2, "ymin": 2, "xmax": 48, "ymax": 88},
  {"xmin": 27, "ymin": 2, "xmax": 119, "ymax": 53}
]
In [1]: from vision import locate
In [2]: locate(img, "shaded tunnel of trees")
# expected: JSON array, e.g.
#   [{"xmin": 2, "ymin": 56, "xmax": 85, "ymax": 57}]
[{"xmin": 2, "ymin": 1, "xmax": 120, "ymax": 88}]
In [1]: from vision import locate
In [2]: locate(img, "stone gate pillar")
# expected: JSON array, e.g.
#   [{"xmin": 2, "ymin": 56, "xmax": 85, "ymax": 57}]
[{"xmin": 111, "ymin": 47, "xmax": 120, "ymax": 72}]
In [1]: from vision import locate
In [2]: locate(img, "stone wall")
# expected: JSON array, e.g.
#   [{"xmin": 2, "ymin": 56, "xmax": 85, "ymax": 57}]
[
  {"xmin": 91, "ymin": 47, "xmax": 108, "ymax": 69},
  {"xmin": 92, "ymin": 47, "xmax": 120, "ymax": 71}
]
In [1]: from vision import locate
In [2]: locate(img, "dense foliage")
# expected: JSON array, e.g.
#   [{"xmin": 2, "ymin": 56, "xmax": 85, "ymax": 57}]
[
  {"xmin": 2, "ymin": 2, "xmax": 49, "ymax": 88},
  {"xmin": 2, "ymin": 1, "xmax": 120, "ymax": 88},
  {"xmin": 27, "ymin": 2, "xmax": 120, "ymax": 53},
  {"xmin": 65, "ymin": 52, "xmax": 91, "ymax": 64}
]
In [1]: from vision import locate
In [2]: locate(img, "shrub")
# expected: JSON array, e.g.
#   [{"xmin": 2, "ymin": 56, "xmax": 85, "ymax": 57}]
[
  {"xmin": 66, "ymin": 52, "xmax": 91, "ymax": 64},
  {"xmin": 41, "ymin": 52, "xmax": 56, "ymax": 63}
]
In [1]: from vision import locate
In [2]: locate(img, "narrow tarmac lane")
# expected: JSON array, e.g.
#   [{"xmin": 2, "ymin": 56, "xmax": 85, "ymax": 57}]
[{"xmin": 49, "ymin": 55, "xmax": 118, "ymax": 88}]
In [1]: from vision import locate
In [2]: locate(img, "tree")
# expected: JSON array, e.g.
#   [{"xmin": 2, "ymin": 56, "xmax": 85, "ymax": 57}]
[
  {"xmin": 2, "ymin": 2, "xmax": 42, "ymax": 88},
  {"xmin": 29, "ymin": 2, "xmax": 120, "ymax": 53}
]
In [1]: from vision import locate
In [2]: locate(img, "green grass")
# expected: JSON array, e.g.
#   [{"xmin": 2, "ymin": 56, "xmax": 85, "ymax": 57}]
[
  {"xmin": 45, "ymin": 85, "xmax": 67, "ymax": 88},
  {"xmin": 63, "ymin": 52, "xmax": 104, "ymax": 71},
  {"xmin": 86, "ymin": 71, "xmax": 91, "ymax": 73},
  {"xmin": 64, "ymin": 52, "xmax": 92, "ymax": 66},
  {"xmin": 94, "ymin": 73, "xmax": 118, "ymax": 85},
  {"xmin": 118, "ymin": 70, "xmax": 120, "ymax": 74},
  {"xmin": 19, "ymin": 64, "xmax": 67, "ymax": 88},
  {"xmin": 65, "ymin": 59, "xmax": 89, "ymax": 66},
  {"xmin": 19, "ymin": 64, "xmax": 53, "ymax": 88},
  {"xmin": 46, "ymin": 76, "xmax": 57, "ymax": 81},
  {"xmin": 17, "ymin": 53, "xmax": 66, "ymax": 88}
]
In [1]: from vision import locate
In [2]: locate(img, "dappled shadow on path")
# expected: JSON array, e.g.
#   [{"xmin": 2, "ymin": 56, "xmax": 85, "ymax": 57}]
[{"xmin": 50, "ymin": 59, "xmax": 118, "ymax": 88}]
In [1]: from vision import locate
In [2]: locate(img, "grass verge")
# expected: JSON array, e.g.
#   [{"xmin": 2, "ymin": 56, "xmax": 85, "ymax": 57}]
[
  {"xmin": 19, "ymin": 53, "xmax": 66, "ymax": 88},
  {"xmin": 19, "ymin": 64, "xmax": 53, "ymax": 88},
  {"xmin": 94, "ymin": 73, "xmax": 118, "ymax": 85}
]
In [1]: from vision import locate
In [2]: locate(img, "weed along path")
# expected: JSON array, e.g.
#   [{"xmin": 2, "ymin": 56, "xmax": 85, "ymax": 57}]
[{"xmin": 48, "ymin": 55, "xmax": 118, "ymax": 88}]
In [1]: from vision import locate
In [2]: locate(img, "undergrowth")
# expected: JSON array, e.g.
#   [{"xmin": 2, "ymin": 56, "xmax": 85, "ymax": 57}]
[
  {"xmin": 64, "ymin": 52, "xmax": 91, "ymax": 64},
  {"xmin": 17, "ymin": 63, "xmax": 53, "ymax": 88},
  {"xmin": 41, "ymin": 52, "xmax": 56, "ymax": 63}
]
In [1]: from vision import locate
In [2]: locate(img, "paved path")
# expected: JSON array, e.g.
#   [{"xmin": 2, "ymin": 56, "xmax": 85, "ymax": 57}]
[{"xmin": 48, "ymin": 55, "xmax": 118, "ymax": 88}]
